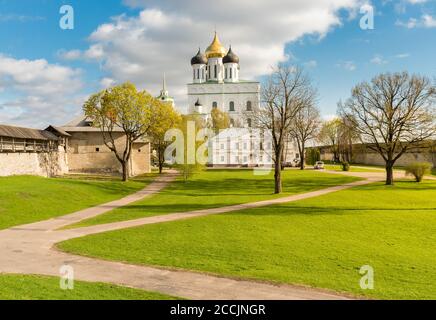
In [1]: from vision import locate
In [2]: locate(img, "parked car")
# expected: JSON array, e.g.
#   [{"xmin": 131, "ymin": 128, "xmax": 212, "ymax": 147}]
[{"xmin": 314, "ymin": 161, "xmax": 325, "ymax": 170}]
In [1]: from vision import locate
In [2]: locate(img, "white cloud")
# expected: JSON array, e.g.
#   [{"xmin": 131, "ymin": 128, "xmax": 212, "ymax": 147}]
[
  {"xmin": 58, "ymin": 49, "xmax": 82, "ymax": 60},
  {"xmin": 407, "ymin": 0, "xmax": 428, "ymax": 4},
  {"xmin": 304, "ymin": 60, "xmax": 318, "ymax": 68},
  {"xmin": 422, "ymin": 14, "xmax": 436, "ymax": 27},
  {"xmin": 370, "ymin": 54, "xmax": 388, "ymax": 65},
  {"xmin": 336, "ymin": 60, "xmax": 356, "ymax": 71},
  {"xmin": 396, "ymin": 17, "xmax": 418, "ymax": 28},
  {"xmin": 100, "ymin": 77, "xmax": 116, "ymax": 88},
  {"xmin": 69, "ymin": 0, "xmax": 362, "ymax": 110},
  {"xmin": 0, "ymin": 55, "xmax": 84, "ymax": 128},
  {"xmin": 396, "ymin": 14, "xmax": 436, "ymax": 28},
  {"xmin": 394, "ymin": 53, "xmax": 410, "ymax": 58}
]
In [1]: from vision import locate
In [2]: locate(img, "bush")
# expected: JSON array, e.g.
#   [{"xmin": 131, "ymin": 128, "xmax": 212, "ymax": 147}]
[
  {"xmin": 341, "ymin": 161, "xmax": 350, "ymax": 172},
  {"xmin": 306, "ymin": 148, "xmax": 321, "ymax": 166},
  {"xmin": 405, "ymin": 162, "xmax": 432, "ymax": 182}
]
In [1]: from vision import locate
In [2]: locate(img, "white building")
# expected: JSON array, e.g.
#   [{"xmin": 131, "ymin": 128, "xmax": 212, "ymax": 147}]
[
  {"xmin": 188, "ymin": 33, "xmax": 259, "ymax": 128},
  {"xmin": 187, "ymin": 33, "xmax": 298, "ymax": 167}
]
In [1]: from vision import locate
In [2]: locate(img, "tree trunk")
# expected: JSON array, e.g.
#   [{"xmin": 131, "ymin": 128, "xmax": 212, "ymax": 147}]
[
  {"xmin": 299, "ymin": 143, "xmax": 305, "ymax": 170},
  {"xmin": 385, "ymin": 161, "xmax": 394, "ymax": 185},
  {"xmin": 122, "ymin": 161, "xmax": 129, "ymax": 182},
  {"xmin": 274, "ymin": 159, "xmax": 282, "ymax": 194},
  {"xmin": 158, "ymin": 163, "xmax": 163, "ymax": 174}
]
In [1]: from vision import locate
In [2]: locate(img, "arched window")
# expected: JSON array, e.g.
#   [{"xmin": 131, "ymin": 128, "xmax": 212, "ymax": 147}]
[
  {"xmin": 246, "ymin": 101, "xmax": 252, "ymax": 111},
  {"xmin": 197, "ymin": 69, "xmax": 200, "ymax": 79},
  {"xmin": 229, "ymin": 101, "xmax": 235, "ymax": 111},
  {"xmin": 247, "ymin": 118, "xmax": 252, "ymax": 128},
  {"xmin": 230, "ymin": 68, "xmax": 233, "ymax": 79},
  {"xmin": 214, "ymin": 65, "xmax": 217, "ymax": 78},
  {"xmin": 212, "ymin": 102, "xmax": 218, "ymax": 109},
  {"xmin": 225, "ymin": 68, "xmax": 228, "ymax": 79}
]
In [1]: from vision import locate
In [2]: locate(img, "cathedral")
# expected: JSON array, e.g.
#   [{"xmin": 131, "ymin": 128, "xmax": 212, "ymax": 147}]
[
  {"xmin": 188, "ymin": 32, "xmax": 260, "ymax": 128},
  {"xmin": 184, "ymin": 33, "xmax": 297, "ymax": 167}
]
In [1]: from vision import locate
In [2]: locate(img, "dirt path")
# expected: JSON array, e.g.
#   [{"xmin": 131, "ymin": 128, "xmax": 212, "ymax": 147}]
[{"xmin": 0, "ymin": 170, "xmax": 397, "ymax": 300}]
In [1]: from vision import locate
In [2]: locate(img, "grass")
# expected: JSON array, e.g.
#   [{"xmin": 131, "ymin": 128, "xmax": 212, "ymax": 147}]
[
  {"xmin": 323, "ymin": 164, "xmax": 384, "ymax": 172},
  {"xmin": 66, "ymin": 169, "xmax": 360, "ymax": 228},
  {"xmin": 0, "ymin": 173, "xmax": 157, "ymax": 230},
  {"xmin": 0, "ymin": 274, "xmax": 177, "ymax": 300},
  {"xmin": 58, "ymin": 179, "xmax": 436, "ymax": 300}
]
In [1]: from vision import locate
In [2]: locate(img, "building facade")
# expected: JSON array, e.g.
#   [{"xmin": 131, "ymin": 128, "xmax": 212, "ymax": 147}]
[
  {"xmin": 188, "ymin": 33, "xmax": 260, "ymax": 129},
  {"xmin": 61, "ymin": 116, "xmax": 151, "ymax": 175},
  {"xmin": 188, "ymin": 33, "xmax": 298, "ymax": 167}
]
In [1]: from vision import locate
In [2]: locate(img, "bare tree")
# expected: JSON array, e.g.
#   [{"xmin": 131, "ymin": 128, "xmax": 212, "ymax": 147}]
[
  {"xmin": 337, "ymin": 114, "xmax": 360, "ymax": 163},
  {"xmin": 339, "ymin": 72, "xmax": 435, "ymax": 185},
  {"xmin": 253, "ymin": 65, "xmax": 316, "ymax": 193},
  {"xmin": 289, "ymin": 104, "xmax": 321, "ymax": 170}
]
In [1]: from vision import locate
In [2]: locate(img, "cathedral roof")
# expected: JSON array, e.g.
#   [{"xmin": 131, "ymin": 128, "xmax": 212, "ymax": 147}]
[
  {"xmin": 223, "ymin": 46, "xmax": 239, "ymax": 64},
  {"xmin": 191, "ymin": 48, "xmax": 207, "ymax": 65},
  {"xmin": 205, "ymin": 32, "xmax": 227, "ymax": 59}
]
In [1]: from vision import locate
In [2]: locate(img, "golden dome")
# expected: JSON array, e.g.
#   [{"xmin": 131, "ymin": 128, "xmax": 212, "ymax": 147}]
[{"xmin": 205, "ymin": 32, "xmax": 227, "ymax": 59}]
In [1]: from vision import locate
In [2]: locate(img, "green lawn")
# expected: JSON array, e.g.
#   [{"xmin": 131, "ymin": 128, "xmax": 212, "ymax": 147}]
[
  {"xmin": 58, "ymin": 179, "xmax": 436, "ymax": 300},
  {"xmin": 0, "ymin": 274, "xmax": 177, "ymax": 300},
  {"xmin": 0, "ymin": 174, "xmax": 156, "ymax": 230},
  {"xmin": 323, "ymin": 164, "xmax": 384, "ymax": 172},
  {"xmin": 66, "ymin": 169, "xmax": 360, "ymax": 228}
]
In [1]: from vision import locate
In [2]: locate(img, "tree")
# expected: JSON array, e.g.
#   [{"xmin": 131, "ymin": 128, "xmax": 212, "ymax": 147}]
[
  {"xmin": 337, "ymin": 115, "xmax": 360, "ymax": 163},
  {"xmin": 318, "ymin": 118, "xmax": 341, "ymax": 162},
  {"xmin": 176, "ymin": 113, "xmax": 207, "ymax": 182},
  {"xmin": 210, "ymin": 107, "xmax": 230, "ymax": 133},
  {"xmin": 339, "ymin": 72, "xmax": 436, "ymax": 185},
  {"xmin": 83, "ymin": 82, "xmax": 153, "ymax": 181},
  {"xmin": 253, "ymin": 65, "xmax": 316, "ymax": 193},
  {"xmin": 149, "ymin": 101, "xmax": 182, "ymax": 174},
  {"xmin": 289, "ymin": 104, "xmax": 321, "ymax": 170}
]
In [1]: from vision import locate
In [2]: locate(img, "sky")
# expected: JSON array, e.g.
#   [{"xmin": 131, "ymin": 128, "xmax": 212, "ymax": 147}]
[{"xmin": 0, "ymin": 0, "xmax": 435, "ymax": 128}]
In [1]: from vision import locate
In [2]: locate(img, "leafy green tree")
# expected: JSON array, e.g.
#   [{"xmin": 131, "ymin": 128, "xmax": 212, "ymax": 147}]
[
  {"xmin": 149, "ymin": 101, "xmax": 182, "ymax": 174},
  {"xmin": 83, "ymin": 82, "xmax": 153, "ymax": 181}
]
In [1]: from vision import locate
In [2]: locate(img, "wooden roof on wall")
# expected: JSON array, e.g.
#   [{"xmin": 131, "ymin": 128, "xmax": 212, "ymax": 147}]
[{"xmin": 0, "ymin": 124, "xmax": 59, "ymax": 141}]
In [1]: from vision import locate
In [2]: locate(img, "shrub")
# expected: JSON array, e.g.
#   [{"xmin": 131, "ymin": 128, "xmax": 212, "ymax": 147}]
[
  {"xmin": 306, "ymin": 148, "xmax": 321, "ymax": 166},
  {"xmin": 405, "ymin": 162, "xmax": 432, "ymax": 182},
  {"xmin": 341, "ymin": 161, "xmax": 350, "ymax": 172}
]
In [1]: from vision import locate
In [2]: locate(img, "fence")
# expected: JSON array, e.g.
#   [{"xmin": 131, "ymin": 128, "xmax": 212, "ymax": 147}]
[{"xmin": 0, "ymin": 137, "xmax": 58, "ymax": 153}]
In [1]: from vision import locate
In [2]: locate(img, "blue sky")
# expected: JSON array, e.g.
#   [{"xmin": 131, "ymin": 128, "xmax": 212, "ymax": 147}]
[{"xmin": 0, "ymin": 0, "xmax": 435, "ymax": 127}]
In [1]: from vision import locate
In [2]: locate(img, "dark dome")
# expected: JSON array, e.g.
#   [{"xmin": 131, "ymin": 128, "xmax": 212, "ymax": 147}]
[
  {"xmin": 191, "ymin": 48, "xmax": 207, "ymax": 65},
  {"xmin": 223, "ymin": 46, "xmax": 239, "ymax": 64}
]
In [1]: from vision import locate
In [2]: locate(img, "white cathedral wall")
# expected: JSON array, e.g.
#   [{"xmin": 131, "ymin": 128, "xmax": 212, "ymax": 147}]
[{"xmin": 188, "ymin": 82, "xmax": 260, "ymax": 125}]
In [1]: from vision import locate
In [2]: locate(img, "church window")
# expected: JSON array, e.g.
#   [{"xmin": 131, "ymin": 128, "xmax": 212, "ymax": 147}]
[
  {"xmin": 212, "ymin": 102, "xmax": 218, "ymax": 108},
  {"xmin": 202, "ymin": 69, "xmax": 204, "ymax": 79},
  {"xmin": 214, "ymin": 65, "xmax": 217, "ymax": 78},
  {"xmin": 96, "ymin": 148, "xmax": 100, "ymax": 152},
  {"xmin": 230, "ymin": 68, "xmax": 233, "ymax": 79},
  {"xmin": 247, "ymin": 101, "xmax": 252, "ymax": 111},
  {"xmin": 247, "ymin": 118, "xmax": 252, "ymax": 128},
  {"xmin": 229, "ymin": 101, "xmax": 235, "ymax": 111},
  {"xmin": 193, "ymin": 69, "xmax": 195, "ymax": 79},
  {"xmin": 197, "ymin": 69, "xmax": 200, "ymax": 79},
  {"xmin": 221, "ymin": 144, "xmax": 225, "ymax": 150}
]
